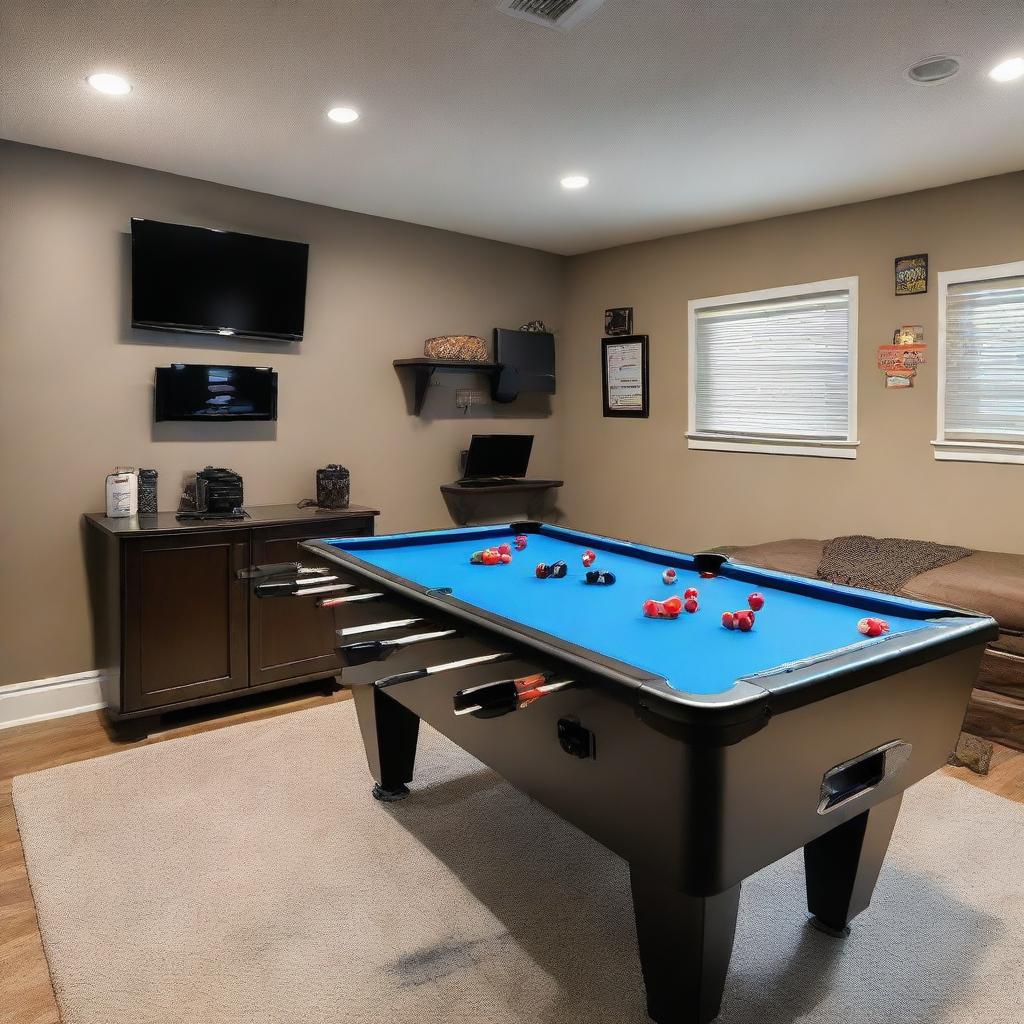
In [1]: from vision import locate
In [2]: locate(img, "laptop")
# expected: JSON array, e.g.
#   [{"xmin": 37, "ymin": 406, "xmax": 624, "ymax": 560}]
[{"xmin": 456, "ymin": 434, "xmax": 536, "ymax": 487}]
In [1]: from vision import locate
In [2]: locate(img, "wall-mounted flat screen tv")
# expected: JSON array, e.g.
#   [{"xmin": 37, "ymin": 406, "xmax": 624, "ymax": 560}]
[
  {"xmin": 132, "ymin": 218, "xmax": 308, "ymax": 341},
  {"xmin": 154, "ymin": 364, "xmax": 278, "ymax": 421}
]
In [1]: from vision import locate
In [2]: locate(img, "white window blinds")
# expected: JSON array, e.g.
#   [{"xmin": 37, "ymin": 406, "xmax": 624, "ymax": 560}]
[
  {"xmin": 692, "ymin": 289, "xmax": 853, "ymax": 441},
  {"xmin": 943, "ymin": 275, "xmax": 1024, "ymax": 442}
]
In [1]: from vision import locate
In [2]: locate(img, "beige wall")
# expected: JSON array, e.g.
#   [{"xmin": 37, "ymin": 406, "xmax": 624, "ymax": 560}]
[
  {"xmin": 559, "ymin": 173, "xmax": 1024, "ymax": 556},
  {"xmin": 2, "ymin": 141, "xmax": 1022, "ymax": 688},
  {"xmin": 0, "ymin": 142, "xmax": 564, "ymax": 685}
]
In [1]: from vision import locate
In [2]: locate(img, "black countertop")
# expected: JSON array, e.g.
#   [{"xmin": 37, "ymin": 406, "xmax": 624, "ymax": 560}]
[{"xmin": 84, "ymin": 503, "xmax": 380, "ymax": 538}]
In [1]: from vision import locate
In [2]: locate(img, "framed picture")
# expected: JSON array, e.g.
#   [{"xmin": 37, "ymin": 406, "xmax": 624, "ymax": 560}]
[
  {"xmin": 602, "ymin": 335, "xmax": 649, "ymax": 418},
  {"xmin": 893, "ymin": 324, "xmax": 924, "ymax": 345},
  {"xmin": 604, "ymin": 307, "xmax": 633, "ymax": 336},
  {"xmin": 895, "ymin": 254, "xmax": 928, "ymax": 296}
]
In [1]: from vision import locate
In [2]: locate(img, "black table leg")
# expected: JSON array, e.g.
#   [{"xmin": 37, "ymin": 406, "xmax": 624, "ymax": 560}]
[
  {"xmin": 804, "ymin": 793, "xmax": 902, "ymax": 933},
  {"xmin": 352, "ymin": 684, "xmax": 420, "ymax": 801},
  {"xmin": 630, "ymin": 867, "xmax": 740, "ymax": 1024}
]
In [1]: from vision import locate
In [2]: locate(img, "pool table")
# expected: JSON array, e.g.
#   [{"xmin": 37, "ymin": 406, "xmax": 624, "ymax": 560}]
[{"xmin": 301, "ymin": 522, "xmax": 996, "ymax": 1024}]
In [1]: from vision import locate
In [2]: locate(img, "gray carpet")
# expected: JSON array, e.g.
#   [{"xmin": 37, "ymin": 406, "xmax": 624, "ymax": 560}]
[{"xmin": 12, "ymin": 702, "xmax": 1024, "ymax": 1024}]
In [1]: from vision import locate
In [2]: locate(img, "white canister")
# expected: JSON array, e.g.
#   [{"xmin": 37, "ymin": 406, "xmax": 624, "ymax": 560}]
[{"xmin": 106, "ymin": 468, "xmax": 138, "ymax": 518}]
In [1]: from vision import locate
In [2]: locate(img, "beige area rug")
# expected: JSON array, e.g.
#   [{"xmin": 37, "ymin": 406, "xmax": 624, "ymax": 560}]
[{"xmin": 12, "ymin": 703, "xmax": 1024, "ymax": 1024}]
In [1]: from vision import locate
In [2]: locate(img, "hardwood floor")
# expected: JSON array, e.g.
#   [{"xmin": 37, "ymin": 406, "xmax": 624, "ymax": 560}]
[
  {"xmin": 943, "ymin": 740, "xmax": 1024, "ymax": 802},
  {"xmin": 1, "ymin": 690, "xmax": 1022, "ymax": 1024}
]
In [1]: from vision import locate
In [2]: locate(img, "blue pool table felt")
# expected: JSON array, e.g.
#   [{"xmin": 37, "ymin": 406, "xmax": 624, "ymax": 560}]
[{"xmin": 327, "ymin": 528, "xmax": 936, "ymax": 695}]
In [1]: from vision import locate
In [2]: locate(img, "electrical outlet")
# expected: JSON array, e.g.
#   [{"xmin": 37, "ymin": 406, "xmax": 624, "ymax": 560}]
[{"xmin": 455, "ymin": 388, "xmax": 489, "ymax": 410}]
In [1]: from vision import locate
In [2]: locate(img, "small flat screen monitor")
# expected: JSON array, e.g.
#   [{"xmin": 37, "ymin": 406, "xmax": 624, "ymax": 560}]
[
  {"xmin": 131, "ymin": 218, "xmax": 308, "ymax": 341},
  {"xmin": 154, "ymin": 364, "xmax": 278, "ymax": 421},
  {"xmin": 463, "ymin": 435, "xmax": 534, "ymax": 478}
]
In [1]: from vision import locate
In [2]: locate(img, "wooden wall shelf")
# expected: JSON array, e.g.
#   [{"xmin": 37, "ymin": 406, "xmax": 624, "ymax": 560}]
[
  {"xmin": 393, "ymin": 358, "xmax": 498, "ymax": 414},
  {"xmin": 440, "ymin": 480, "xmax": 563, "ymax": 525}
]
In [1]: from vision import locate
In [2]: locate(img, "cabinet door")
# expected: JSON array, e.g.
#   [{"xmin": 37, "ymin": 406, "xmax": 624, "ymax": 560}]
[
  {"xmin": 248, "ymin": 517, "xmax": 375, "ymax": 688},
  {"xmin": 123, "ymin": 532, "xmax": 250, "ymax": 711}
]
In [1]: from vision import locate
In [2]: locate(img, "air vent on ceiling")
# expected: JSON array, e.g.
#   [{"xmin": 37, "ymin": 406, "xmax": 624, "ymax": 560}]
[
  {"xmin": 906, "ymin": 56, "xmax": 960, "ymax": 83},
  {"xmin": 486, "ymin": 0, "xmax": 608, "ymax": 31}
]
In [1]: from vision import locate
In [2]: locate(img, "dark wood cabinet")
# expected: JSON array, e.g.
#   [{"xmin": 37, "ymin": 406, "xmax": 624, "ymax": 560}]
[
  {"xmin": 124, "ymin": 532, "xmax": 250, "ymax": 709},
  {"xmin": 248, "ymin": 518, "xmax": 373, "ymax": 687},
  {"xmin": 85, "ymin": 504, "xmax": 379, "ymax": 735}
]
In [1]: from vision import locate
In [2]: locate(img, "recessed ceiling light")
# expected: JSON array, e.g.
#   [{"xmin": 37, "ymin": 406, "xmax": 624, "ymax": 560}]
[
  {"xmin": 989, "ymin": 57, "xmax": 1024, "ymax": 82},
  {"xmin": 327, "ymin": 106, "xmax": 360, "ymax": 124},
  {"xmin": 87, "ymin": 72, "xmax": 131, "ymax": 95},
  {"xmin": 906, "ymin": 56, "xmax": 960, "ymax": 84},
  {"xmin": 218, "ymin": 329, "xmax": 235, "ymax": 336},
  {"xmin": 560, "ymin": 174, "xmax": 590, "ymax": 190}
]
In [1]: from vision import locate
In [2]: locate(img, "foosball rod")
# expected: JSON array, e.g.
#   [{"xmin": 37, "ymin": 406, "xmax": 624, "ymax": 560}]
[
  {"xmin": 295, "ymin": 583, "xmax": 353, "ymax": 597},
  {"xmin": 256, "ymin": 577, "xmax": 345, "ymax": 597},
  {"xmin": 337, "ymin": 617, "xmax": 424, "ymax": 638},
  {"xmin": 376, "ymin": 652, "xmax": 513, "ymax": 689},
  {"xmin": 336, "ymin": 629, "xmax": 460, "ymax": 666},
  {"xmin": 453, "ymin": 678, "xmax": 574, "ymax": 716},
  {"xmin": 316, "ymin": 591, "xmax": 383, "ymax": 606}
]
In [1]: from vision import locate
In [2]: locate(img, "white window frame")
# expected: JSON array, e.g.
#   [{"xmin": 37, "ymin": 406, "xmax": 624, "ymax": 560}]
[
  {"xmin": 934, "ymin": 260, "xmax": 1024, "ymax": 465},
  {"xmin": 687, "ymin": 277, "xmax": 859, "ymax": 459}
]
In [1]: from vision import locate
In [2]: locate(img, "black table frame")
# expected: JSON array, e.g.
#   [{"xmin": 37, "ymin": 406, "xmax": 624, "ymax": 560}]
[{"xmin": 305, "ymin": 521, "xmax": 996, "ymax": 1023}]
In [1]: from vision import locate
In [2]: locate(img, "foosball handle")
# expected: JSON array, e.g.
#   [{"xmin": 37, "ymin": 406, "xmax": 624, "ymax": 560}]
[{"xmin": 238, "ymin": 562, "xmax": 325, "ymax": 581}]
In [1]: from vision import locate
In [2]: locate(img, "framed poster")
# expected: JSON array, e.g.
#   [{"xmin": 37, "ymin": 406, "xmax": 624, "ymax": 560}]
[
  {"xmin": 894, "ymin": 254, "xmax": 928, "ymax": 295},
  {"xmin": 602, "ymin": 335, "xmax": 649, "ymax": 417}
]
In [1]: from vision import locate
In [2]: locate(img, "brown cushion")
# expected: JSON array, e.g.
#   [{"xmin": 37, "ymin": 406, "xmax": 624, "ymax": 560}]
[
  {"xmin": 900, "ymin": 550, "xmax": 1024, "ymax": 633},
  {"xmin": 725, "ymin": 539, "xmax": 1024, "ymax": 636},
  {"xmin": 726, "ymin": 539, "xmax": 824, "ymax": 579}
]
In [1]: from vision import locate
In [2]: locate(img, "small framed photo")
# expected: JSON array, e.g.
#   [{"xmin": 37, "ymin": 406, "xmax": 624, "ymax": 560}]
[
  {"xmin": 602, "ymin": 335, "xmax": 649, "ymax": 418},
  {"xmin": 604, "ymin": 307, "xmax": 633, "ymax": 336},
  {"xmin": 895, "ymin": 254, "xmax": 928, "ymax": 296}
]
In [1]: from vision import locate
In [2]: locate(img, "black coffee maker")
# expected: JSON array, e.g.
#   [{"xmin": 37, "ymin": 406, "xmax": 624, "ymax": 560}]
[
  {"xmin": 177, "ymin": 466, "xmax": 245, "ymax": 520},
  {"xmin": 195, "ymin": 467, "xmax": 244, "ymax": 514}
]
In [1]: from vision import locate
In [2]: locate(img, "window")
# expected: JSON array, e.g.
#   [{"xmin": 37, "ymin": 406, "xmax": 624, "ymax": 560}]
[
  {"xmin": 935, "ymin": 261, "xmax": 1024, "ymax": 464},
  {"xmin": 687, "ymin": 277, "xmax": 858, "ymax": 458}
]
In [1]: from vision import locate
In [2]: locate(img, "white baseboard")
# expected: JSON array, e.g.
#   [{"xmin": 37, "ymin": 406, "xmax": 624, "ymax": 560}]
[{"xmin": 0, "ymin": 670, "xmax": 106, "ymax": 731}]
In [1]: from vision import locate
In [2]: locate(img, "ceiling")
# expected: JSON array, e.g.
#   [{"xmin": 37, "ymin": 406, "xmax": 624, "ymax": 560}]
[{"xmin": 2, "ymin": 1, "xmax": 1023, "ymax": 255}]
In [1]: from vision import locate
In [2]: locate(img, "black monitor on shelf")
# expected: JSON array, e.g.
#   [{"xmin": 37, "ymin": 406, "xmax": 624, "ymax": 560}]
[
  {"xmin": 492, "ymin": 328, "xmax": 555, "ymax": 403},
  {"xmin": 462, "ymin": 435, "xmax": 534, "ymax": 479}
]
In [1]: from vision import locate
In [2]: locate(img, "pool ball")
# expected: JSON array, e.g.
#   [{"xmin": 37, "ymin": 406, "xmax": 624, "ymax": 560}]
[
  {"xmin": 748, "ymin": 592, "xmax": 765, "ymax": 611},
  {"xmin": 858, "ymin": 617, "xmax": 890, "ymax": 638},
  {"xmin": 644, "ymin": 598, "xmax": 680, "ymax": 620}
]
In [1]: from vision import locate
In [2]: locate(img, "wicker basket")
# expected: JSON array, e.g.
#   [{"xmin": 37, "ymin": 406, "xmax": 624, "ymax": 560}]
[
  {"xmin": 316, "ymin": 465, "xmax": 350, "ymax": 509},
  {"xmin": 423, "ymin": 335, "xmax": 488, "ymax": 361}
]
